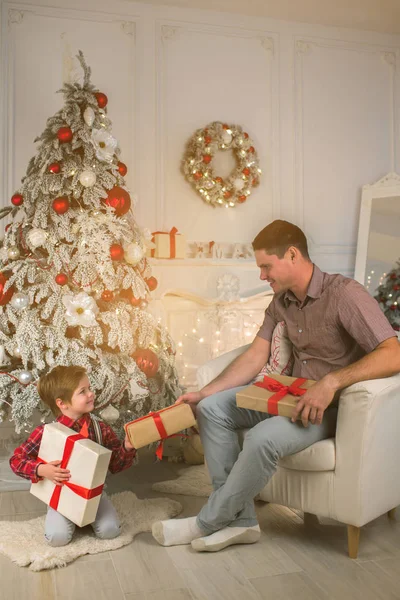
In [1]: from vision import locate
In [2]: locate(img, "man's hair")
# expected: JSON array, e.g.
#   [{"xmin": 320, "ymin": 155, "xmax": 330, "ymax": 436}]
[
  {"xmin": 37, "ymin": 365, "xmax": 87, "ymax": 416},
  {"xmin": 252, "ymin": 220, "xmax": 310, "ymax": 260}
]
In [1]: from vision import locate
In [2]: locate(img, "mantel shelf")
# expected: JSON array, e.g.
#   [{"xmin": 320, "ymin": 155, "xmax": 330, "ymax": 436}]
[{"xmin": 148, "ymin": 258, "xmax": 257, "ymax": 268}]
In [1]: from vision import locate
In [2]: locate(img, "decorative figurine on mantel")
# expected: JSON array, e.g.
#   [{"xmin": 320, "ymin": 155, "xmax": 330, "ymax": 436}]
[{"xmin": 209, "ymin": 241, "xmax": 223, "ymax": 259}]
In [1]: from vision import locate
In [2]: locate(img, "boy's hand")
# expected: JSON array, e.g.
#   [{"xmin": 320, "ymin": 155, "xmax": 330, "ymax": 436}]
[
  {"xmin": 37, "ymin": 461, "xmax": 70, "ymax": 486},
  {"xmin": 124, "ymin": 435, "xmax": 135, "ymax": 451}
]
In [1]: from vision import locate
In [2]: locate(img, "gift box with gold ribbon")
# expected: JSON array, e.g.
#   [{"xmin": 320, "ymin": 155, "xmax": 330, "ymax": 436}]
[
  {"xmin": 124, "ymin": 403, "xmax": 196, "ymax": 459},
  {"xmin": 30, "ymin": 423, "xmax": 111, "ymax": 527},
  {"xmin": 236, "ymin": 374, "xmax": 316, "ymax": 420},
  {"xmin": 146, "ymin": 227, "xmax": 186, "ymax": 259}
]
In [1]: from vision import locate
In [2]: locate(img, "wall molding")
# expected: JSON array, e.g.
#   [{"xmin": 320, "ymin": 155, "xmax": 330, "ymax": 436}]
[{"xmin": 294, "ymin": 36, "xmax": 399, "ymax": 254}]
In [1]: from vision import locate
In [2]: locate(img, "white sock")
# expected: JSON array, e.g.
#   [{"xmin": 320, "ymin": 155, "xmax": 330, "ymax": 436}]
[
  {"xmin": 191, "ymin": 525, "xmax": 260, "ymax": 552},
  {"xmin": 152, "ymin": 516, "xmax": 205, "ymax": 546}
]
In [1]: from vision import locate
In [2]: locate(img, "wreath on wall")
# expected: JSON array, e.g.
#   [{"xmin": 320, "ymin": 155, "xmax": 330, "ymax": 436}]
[{"xmin": 182, "ymin": 121, "xmax": 262, "ymax": 208}]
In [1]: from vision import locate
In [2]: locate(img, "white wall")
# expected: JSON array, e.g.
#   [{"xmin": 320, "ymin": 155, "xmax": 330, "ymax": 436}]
[{"xmin": 1, "ymin": 0, "xmax": 399, "ymax": 299}]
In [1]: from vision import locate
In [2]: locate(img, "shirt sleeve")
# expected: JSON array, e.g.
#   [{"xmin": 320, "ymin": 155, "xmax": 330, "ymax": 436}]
[
  {"xmin": 100, "ymin": 422, "xmax": 136, "ymax": 474},
  {"xmin": 9, "ymin": 426, "xmax": 44, "ymax": 483},
  {"xmin": 256, "ymin": 296, "xmax": 279, "ymax": 342},
  {"xmin": 337, "ymin": 279, "xmax": 396, "ymax": 352}
]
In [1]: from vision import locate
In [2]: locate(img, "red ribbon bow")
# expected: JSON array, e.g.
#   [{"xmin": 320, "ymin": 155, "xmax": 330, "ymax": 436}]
[
  {"xmin": 254, "ymin": 376, "xmax": 308, "ymax": 415},
  {"xmin": 37, "ymin": 422, "xmax": 104, "ymax": 510},
  {"xmin": 151, "ymin": 227, "xmax": 179, "ymax": 258}
]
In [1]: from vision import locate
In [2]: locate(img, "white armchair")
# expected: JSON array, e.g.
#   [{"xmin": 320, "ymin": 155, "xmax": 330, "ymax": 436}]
[{"xmin": 197, "ymin": 345, "xmax": 400, "ymax": 558}]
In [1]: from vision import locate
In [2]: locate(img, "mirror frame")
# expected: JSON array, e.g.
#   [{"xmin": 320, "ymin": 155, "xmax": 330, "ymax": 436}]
[{"xmin": 354, "ymin": 172, "xmax": 400, "ymax": 285}]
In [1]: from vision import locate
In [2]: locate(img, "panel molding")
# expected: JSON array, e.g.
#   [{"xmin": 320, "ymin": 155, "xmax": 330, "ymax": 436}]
[
  {"xmin": 1, "ymin": 2, "xmax": 137, "ymax": 210},
  {"xmin": 155, "ymin": 19, "xmax": 280, "ymax": 231},
  {"xmin": 294, "ymin": 35, "xmax": 399, "ymax": 255}
]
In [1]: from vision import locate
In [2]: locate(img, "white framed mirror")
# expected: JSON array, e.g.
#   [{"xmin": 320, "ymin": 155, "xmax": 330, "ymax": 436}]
[{"xmin": 355, "ymin": 172, "xmax": 400, "ymax": 295}]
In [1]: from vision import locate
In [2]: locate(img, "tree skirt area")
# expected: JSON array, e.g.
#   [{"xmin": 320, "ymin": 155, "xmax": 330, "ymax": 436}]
[{"xmin": 0, "ymin": 491, "xmax": 181, "ymax": 571}]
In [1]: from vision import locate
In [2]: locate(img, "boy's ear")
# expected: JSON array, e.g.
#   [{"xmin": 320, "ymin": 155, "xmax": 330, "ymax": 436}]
[{"xmin": 56, "ymin": 397, "xmax": 67, "ymax": 410}]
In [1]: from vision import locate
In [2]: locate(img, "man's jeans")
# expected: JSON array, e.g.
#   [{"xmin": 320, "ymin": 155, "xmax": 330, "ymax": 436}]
[{"xmin": 196, "ymin": 386, "xmax": 337, "ymax": 534}]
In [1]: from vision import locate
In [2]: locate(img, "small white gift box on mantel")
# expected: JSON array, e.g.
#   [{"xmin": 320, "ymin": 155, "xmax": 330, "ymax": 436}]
[{"xmin": 30, "ymin": 423, "xmax": 111, "ymax": 527}]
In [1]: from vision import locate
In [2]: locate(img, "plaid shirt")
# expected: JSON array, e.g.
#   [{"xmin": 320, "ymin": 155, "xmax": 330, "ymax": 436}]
[{"xmin": 9, "ymin": 413, "xmax": 136, "ymax": 483}]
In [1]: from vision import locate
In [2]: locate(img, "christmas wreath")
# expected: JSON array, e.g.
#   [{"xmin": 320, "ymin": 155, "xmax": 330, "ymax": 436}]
[{"xmin": 183, "ymin": 121, "xmax": 262, "ymax": 208}]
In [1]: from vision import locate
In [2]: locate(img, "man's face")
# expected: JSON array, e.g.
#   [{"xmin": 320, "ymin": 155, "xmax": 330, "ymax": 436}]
[{"xmin": 254, "ymin": 249, "xmax": 294, "ymax": 293}]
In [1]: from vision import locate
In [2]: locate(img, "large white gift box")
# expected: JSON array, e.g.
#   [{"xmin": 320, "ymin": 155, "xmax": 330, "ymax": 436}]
[{"xmin": 30, "ymin": 422, "xmax": 111, "ymax": 527}]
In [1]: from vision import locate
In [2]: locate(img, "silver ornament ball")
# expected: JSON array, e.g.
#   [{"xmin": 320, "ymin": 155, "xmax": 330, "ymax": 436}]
[
  {"xmin": 10, "ymin": 292, "xmax": 29, "ymax": 310},
  {"xmin": 83, "ymin": 106, "xmax": 95, "ymax": 127},
  {"xmin": 8, "ymin": 246, "xmax": 20, "ymax": 260},
  {"xmin": 79, "ymin": 170, "xmax": 97, "ymax": 188},
  {"xmin": 18, "ymin": 370, "xmax": 33, "ymax": 385}
]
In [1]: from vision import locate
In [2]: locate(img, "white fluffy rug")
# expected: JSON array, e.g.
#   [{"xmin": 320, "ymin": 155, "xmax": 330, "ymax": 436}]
[
  {"xmin": 0, "ymin": 491, "xmax": 182, "ymax": 571},
  {"xmin": 152, "ymin": 465, "xmax": 212, "ymax": 497}
]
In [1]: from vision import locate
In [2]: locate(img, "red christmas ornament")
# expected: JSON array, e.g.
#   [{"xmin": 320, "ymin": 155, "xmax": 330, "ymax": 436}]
[
  {"xmin": 204, "ymin": 136, "xmax": 212, "ymax": 144},
  {"xmin": 248, "ymin": 146, "xmax": 255, "ymax": 153},
  {"xmin": 390, "ymin": 304, "xmax": 397, "ymax": 311},
  {"xmin": 48, "ymin": 162, "xmax": 61, "ymax": 174},
  {"xmin": 95, "ymin": 92, "xmax": 108, "ymax": 108},
  {"xmin": 55, "ymin": 273, "xmax": 68, "ymax": 286},
  {"xmin": 146, "ymin": 276, "xmax": 158, "ymax": 291},
  {"xmin": 117, "ymin": 162, "xmax": 128, "ymax": 176},
  {"xmin": 193, "ymin": 172, "xmax": 203, "ymax": 181},
  {"xmin": 0, "ymin": 272, "xmax": 14, "ymax": 306},
  {"xmin": 222, "ymin": 124, "xmax": 229, "ymax": 129},
  {"xmin": 202, "ymin": 155, "xmax": 212, "ymax": 164},
  {"xmin": 11, "ymin": 193, "xmax": 23, "ymax": 207},
  {"xmin": 57, "ymin": 127, "xmax": 73, "ymax": 143},
  {"xmin": 133, "ymin": 349, "xmax": 159, "ymax": 378},
  {"xmin": 52, "ymin": 197, "xmax": 69, "ymax": 215},
  {"xmin": 215, "ymin": 177, "xmax": 223, "ymax": 184},
  {"xmin": 238, "ymin": 195, "xmax": 247, "ymax": 203},
  {"xmin": 224, "ymin": 191, "xmax": 232, "ymax": 199},
  {"xmin": 104, "ymin": 186, "xmax": 131, "ymax": 216},
  {"xmin": 252, "ymin": 178, "xmax": 259, "ymax": 187},
  {"xmin": 243, "ymin": 132, "xmax": 249, "ymax": 139},
  {"xmin": 390, "ymin": 273, "xmax": 397, "ymax": 280},
  {"xmin": 242, "ymin": 168, "xmax": 250, "ymax": 177},
  {"xmin": 110, "ymin": 244, "xmax": 124, "ymax": 261},
  {"xmin": 393, "ymin": 285, "xmax": 400, "ymax": 291},
  {"xmin": 120, "ymin": 289, "xmax": 141, "ymax": 306},
  {"xmin": 101, "ymin": 290, "xmax": 114, "ymax": 302}
]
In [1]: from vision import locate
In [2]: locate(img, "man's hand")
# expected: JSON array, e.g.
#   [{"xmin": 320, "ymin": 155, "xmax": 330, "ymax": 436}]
[
  {"xmin": 37, "ymin": 460, "xmax": 70, "ymax": 486},
  {"xmin": 175, "ymin": 391, "xmax": 205, "ymax": 416},
  {"xmin": 291, "ymin": 377, "xmax": 336, "ymax": 427}
]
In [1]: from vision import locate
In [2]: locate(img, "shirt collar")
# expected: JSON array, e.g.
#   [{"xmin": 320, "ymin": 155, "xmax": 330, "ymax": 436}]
[
  {"xmin": 57, "ymin": 413, "xmax": 90, "ymax": 430},
  {"xmin": 283, "ymin": 264, "xmax": 323, "ymax": 305}
]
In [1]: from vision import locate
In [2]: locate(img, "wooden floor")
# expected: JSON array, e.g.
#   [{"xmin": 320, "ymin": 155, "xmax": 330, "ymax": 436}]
[{"xmin": 1, "ymin": 451, "xmax": 400, "ymax": 600}]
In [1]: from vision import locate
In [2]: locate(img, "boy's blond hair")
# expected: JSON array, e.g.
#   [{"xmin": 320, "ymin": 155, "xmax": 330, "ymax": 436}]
[{"xmin": 37, "ymin": 365, "xmax": 87, "ymax": 416}]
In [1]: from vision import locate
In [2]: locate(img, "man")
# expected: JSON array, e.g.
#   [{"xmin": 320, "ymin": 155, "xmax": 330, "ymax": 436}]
[{"xmin": 152, "ymin": 220, "xmax": 400, "ymax": 552}]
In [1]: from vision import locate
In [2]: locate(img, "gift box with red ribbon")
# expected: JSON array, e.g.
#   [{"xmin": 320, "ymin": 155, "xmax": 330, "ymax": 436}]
[
  {"xmin": 236, "ymin": 374, "xmax": 316, "ymax": 420},
  {"xmin": 30, "ymin": 423, "xmax": 111, "ymax": 527},
  {"xmin": 124, "ymin": 403, "xmax": 196, "ymax": 459},
  {"xmin": 146, "ymin": 227, "xmax": 186, "ymax": 259}
]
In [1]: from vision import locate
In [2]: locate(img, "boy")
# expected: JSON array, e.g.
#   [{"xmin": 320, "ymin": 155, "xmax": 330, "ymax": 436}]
[{"xmin": 10, "ymin": 365, "xmax": 136, "ymax": 547}]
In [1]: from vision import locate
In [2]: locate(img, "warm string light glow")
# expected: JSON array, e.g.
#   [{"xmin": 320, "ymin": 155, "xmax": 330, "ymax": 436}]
[{"xmin": 174, "ymin": 311, "xmax": 263, "ymax": 387}]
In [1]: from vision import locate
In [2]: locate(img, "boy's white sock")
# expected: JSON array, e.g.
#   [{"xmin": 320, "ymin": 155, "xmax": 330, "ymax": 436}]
[
  {"xmin": 191, "ymin": 524, "xmax": 260, "ymax": 552},
  {"xmin": 152, "ymin": 516, "xmax": 205, "ymax": 546}
]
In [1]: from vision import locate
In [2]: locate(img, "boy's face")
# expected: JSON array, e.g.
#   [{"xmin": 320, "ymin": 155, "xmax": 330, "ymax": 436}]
[{"xmin": 58, "ymin": 375, "xmax": 95, "ymax": 419}]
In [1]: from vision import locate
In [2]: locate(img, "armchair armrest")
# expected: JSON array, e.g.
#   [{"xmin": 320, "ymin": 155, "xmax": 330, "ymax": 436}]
[
  {"xmin": 334, "ymin": 373, "xmax": 400, "ymax": 526},
  {"xmin": 196, "ymin": 345, "xmax": 250, "ymax": 389}
]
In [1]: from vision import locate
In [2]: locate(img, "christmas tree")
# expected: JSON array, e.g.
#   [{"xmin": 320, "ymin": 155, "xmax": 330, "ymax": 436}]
[
  {"xmin": 0, "ymin": 52, "xmax": 181, "ymax": 434},
  {"xmin": 374, "ymin": 261, "xmax": 400, "ymax": 331}
]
